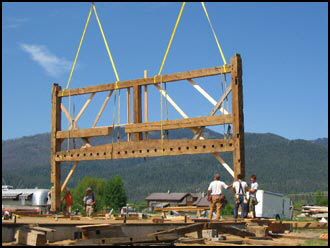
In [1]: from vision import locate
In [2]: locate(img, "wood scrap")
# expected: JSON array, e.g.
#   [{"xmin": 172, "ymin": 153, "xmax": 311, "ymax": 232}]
[
  {"xmin": 149, "ymin": 223, "xmax": 204, "ymax": 236},
  {"xmin": 301, "ymin": 205, "xmax": 328, "ymax": 219},
  {"xmin": 176, "ymin": 237, "xmax": 206, "ymax": 244},
  {"xmin": 204, "ymin": 222, "xmax": 255, "ymax": 238}
]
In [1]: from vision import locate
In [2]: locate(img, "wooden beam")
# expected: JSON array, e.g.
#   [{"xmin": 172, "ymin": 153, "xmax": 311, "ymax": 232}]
[
  {"xmin": 61, "ymin": 161, "xmax": 78, "ymax": 192},
  {"xmin": 231, "ymin": 54, "xmax": 245, "ymax": 178},
  {"xmin": 55, "ymin": 139, "xmax": 234, "ymax": 161},
  {"xmin": 149, "ymin": 223, "xmax": 204, "ymax": 236},
  {"xmin": 92, "ymin": 91, "xmax": 113, "ymax": 128},
  {"xmin": 61, "ymin": 103, "xmax": 78, "ymax": 129},
  {"xmin": 192, "ymin": 85, "xmax": 232, "ymax": 140},
  {"xmin": 154, "ymin": 83, "xmax": 188, "ymax": 118},
  {"xmin": 58, "ymin": 65, "xmax": 232, "ymax": 97},
  {"xmin": 69, "ymin": 93, "xmax": 95, "ymax": 130},
  {"xmin": 144, "ymin": 70, "xmax": 149, "ymax": 140},
  {"xmin": 209, "ymin": 84, "xmax": 232, "ymax": 116},
  {"xmin": 50, "ymin": 84, "xmax": 62, "ymax": 212},
  {"xmin": 205, "ymin": 223, "xmax": 255, "ymax": 238},
  {"xmin": 56, "ymin": 127, "xmax": 112, "ymax": 139},
  {"xmin": 213, "ymin": 152, "xmax": 234, "ymax": 177},
  {"xmin": 187, "ymin": 79, "xmax": 217, "ymax": 106},
  {"xmin": 125, "ymin": 115, "xmax": 232, "ymax": 133},
  {"xmin": 127, "ymin": 88, "xmax": 131, "ymax": 141},
  {"xmin": 133, "ymin": 85, "xmax": 143, "ymax": 141}
]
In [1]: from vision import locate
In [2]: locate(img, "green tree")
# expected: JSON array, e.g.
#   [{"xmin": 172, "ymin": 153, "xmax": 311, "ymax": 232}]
[
  {"xmin": 71, "ymin": 177, "xmax": 106, "ymax": 213},
  {"xmin": 222, "ymin": 203, "xmax": 234, "ymax": 216},
  {"xmin": 104, "ymin": 176, "xmax": 127, "ymax": 210}
]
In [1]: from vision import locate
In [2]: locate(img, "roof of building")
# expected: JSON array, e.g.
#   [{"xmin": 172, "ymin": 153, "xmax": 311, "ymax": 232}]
[
  {"xmin": 193, "ymin": 196, "xmax": 209, "ymax": 207},
  {"xmin": 145, "ymin": 193, "xmax": 190, "ymax": 201},
  {"xmin": 190, "ymin": 193, "xmax": 203, "ymax": 198}
]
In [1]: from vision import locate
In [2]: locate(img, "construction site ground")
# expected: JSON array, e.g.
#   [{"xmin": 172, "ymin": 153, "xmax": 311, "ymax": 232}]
[
  {"xmin": 2, "ymin": 215, "xmax": 328, "ymax": 246},
  {"xmin": 2, "ymin": 230, "xmax": 328, "ymax": 246}
]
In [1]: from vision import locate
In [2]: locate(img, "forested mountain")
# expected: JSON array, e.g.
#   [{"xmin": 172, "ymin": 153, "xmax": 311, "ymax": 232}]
[
  {"xmin": 2, "ymin": 129, "xmax": 328, "ymax": 202},
  {"xmin": 311, "ymin": 138, "xmax": 328, "ymax": 146}
]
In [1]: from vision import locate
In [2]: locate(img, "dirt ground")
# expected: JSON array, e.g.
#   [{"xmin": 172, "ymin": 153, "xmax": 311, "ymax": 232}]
[
  {"xmin": 3, "ymin": 230, "xmax": 328, "ymax": 246},
  {"xmin": 2, "ymin": 216, "xmax": 328, "ymax": 246}
]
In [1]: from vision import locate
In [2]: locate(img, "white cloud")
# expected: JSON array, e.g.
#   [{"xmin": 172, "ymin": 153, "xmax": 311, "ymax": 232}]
[
  {"xmin": 3, "ymin": 17, "xmax": 29, "ymax": 29},
  {"xmin": 20, "ymin": 43, "xmax": 71, "ymax": 77}
]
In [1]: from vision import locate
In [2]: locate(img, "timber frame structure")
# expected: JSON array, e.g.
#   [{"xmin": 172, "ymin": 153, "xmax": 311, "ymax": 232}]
[{"xmin": 50, "ymin": 54, "xmax": 245, "ymax": 211}]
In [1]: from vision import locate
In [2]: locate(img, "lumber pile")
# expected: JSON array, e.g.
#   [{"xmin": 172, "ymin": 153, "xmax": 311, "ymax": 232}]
[{"xmin": 298, "ymin": 206, "xmax": 328, "ymax": 219}]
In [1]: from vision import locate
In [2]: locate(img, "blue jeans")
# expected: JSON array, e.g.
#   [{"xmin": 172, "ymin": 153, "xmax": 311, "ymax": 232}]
[{"xmin": 234, "ymin": 195, "xmax": 246, "ymax": 218}]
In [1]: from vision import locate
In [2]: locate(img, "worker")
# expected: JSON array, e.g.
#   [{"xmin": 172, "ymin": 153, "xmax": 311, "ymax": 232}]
[
  {"xmin": 62, "ymin": 189, "xmax": 73, "ymax": 216},
  {"xmin": 248, "ymin": 174, "xmax": 258, "ymax": 218},
  {"xmin": 3, "ymin": 210, "xmax": 11, "ymax": 220},
  {"xmin": 83, "ymin": 187, "xmax": 96, "ymax": 218},
  {"xmin": 232, "ymin": 174, "xmax": 249, "ymax": 219},
  {"xmin": 46, "ymin": 191, "xmax": 51, "ymax": 214},
  {"xmin": 207, "ymin": 173, "xmax": 232, "ymax": 221}
]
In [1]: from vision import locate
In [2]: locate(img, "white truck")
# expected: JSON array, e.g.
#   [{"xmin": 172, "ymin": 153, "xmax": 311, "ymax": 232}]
[{"xmin": 253, "ymin": 190, "xmax": 293, "ymax": 220}]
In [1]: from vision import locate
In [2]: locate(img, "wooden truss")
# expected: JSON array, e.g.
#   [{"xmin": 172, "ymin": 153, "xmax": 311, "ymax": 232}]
[{"xmin": 50, "ymin": 54, "xmax": 245, "ymax": 211}]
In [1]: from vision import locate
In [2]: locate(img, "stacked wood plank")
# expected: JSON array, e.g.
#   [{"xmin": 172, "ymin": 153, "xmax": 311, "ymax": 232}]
[
  {"xmin": 14, "ymin": 226, "xmax": 56, "ymax": 246},
  {"xmin": 300, "ymin": 206, "xmax": 328, "ymax": 219}
]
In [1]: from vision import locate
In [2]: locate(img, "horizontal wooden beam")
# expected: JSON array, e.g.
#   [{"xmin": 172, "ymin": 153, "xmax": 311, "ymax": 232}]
[
  {"xmin": 58, "ymin": 65, "xmax": 232, "ymax": 97},
  {"xmin": 125, "ymin": 115, "xmax": 232, "ymax": 133},
  {"xmin": 56, "ymin": 127, "xmax": 112, "ymax": 139},
  {"xmin": 54, "ymin": 139, "xmax": 234, "ymax": 161}
]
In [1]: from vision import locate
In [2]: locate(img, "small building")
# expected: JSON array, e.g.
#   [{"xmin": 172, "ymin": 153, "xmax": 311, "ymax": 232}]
[
  {"xmin": 145, "ymin": 192, "xmax": 208, "ymax": 208},
  {"xmin": 145, "ymin": 193, "xmax": 193, "ymax": 208}
]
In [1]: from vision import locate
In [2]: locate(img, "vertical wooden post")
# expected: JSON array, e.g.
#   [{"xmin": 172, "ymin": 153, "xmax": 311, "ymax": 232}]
[
  {"xmin": 133, "ymin": 84, "xmax": 143, "ymax": 141},
  {"xmin": 50, "ymin": 84, "xmax": 62, "ymax": 211},
  {"xmin": 231, "ymin": 54, "xmax": 245, "ymax": 179},
  {"xmin": 144, "ymin": 70, "xmax": 149, "ymax": 140},
  {"xmin": 127, "ymin": 88, "xmax": 131, "ymax": 141}
]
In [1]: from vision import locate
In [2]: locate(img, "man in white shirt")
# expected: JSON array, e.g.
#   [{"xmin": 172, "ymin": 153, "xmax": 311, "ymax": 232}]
[
  {"xmin": 248, "ymin": 174, "xmax": 258, "ymax": 218},
  {"xmin": 207, "ymin": 173, "xmax": 232, "ymax": 221},
  {"xmin": 83, "ymin": 188, "xmax": 96, "ymax": 217},
  {"xmin": 232, "ymin": 174, "xmax": 248, "ymax": 219}
]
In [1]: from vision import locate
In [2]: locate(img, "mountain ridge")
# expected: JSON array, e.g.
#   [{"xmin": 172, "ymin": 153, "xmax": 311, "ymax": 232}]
[{"xmin": 2, "ymin": 130, "xmax": 328, "ymax": 202}]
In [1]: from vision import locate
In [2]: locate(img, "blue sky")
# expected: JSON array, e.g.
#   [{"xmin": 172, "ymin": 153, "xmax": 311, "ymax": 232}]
[{"xmin": 2, "ymin": 2, "xmax": 328, "ymax": 141}]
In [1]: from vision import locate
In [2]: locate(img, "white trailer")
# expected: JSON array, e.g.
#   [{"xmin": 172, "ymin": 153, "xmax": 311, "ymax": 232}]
[
  {"xmin": 253, "ymin": 190, "xmax": 293, "ymax": 220},
  {"xmin": 2, "ymin": 186, "xmax": 50, "ymax": 214}
]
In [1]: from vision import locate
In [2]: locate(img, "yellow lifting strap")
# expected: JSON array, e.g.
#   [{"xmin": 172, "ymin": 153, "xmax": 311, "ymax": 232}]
[
  {"xmin": 201, "ymin": 2, "xmax": 227, "ymax": 71},
  {"xmin": 156, "ymin": 2, "xmax": 228, "ymax": 148},
  {"xmin": 156, "ymin": 2, "xmax": 227, "ymax": 79},
  {"xmin": 157, "ymin": 2, "xmax": 186, "ymax": 77},
  {"xmin": 92, "ymin": 4, "xmax": 120, "ymax": 85},
  {"xmin": 63, "ymin": 5, "xmax": 93, "ymax": 96},
  {"xmin": 63, "ymin": 3, "xmax": 120, "ymax": 97}
]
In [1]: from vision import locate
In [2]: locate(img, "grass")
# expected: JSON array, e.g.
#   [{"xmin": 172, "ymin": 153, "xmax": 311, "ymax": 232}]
[
  {"xmin": 292, "ymin": 217, "xmax": 318, "ymax": 222},
  {"xmin": 300, "ymin": 240, "xmax": 328, "ymax": 246}
]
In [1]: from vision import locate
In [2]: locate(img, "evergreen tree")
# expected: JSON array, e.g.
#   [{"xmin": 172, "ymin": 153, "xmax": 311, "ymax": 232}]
[{"xmin": 104, "ymin": 176, "xmax": 127, "ymax": 210}]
